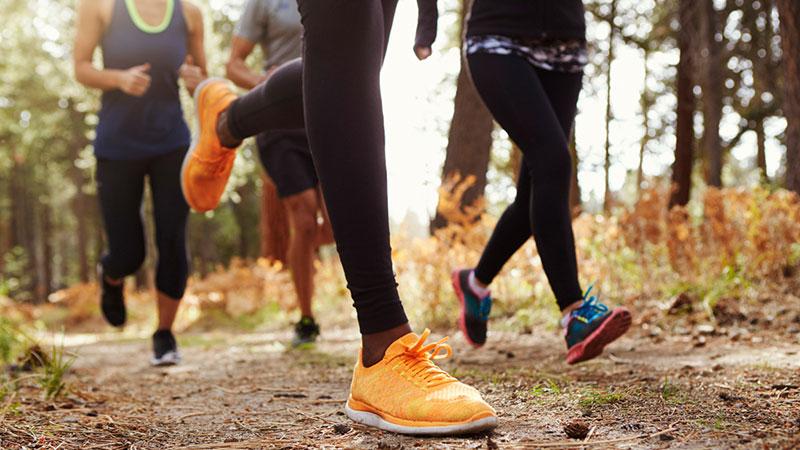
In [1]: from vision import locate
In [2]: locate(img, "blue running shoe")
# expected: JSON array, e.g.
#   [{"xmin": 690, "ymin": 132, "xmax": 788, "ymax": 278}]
[
  {"xmin": 452, "ymin": 269, "xmax": 492, "ymax": 348},
  {"xmin": 565, "ymin": 285, "xmax": 632, "ymax": 365}
]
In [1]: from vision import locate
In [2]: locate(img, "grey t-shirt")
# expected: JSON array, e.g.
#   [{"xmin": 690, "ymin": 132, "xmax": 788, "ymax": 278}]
[{"xmin": 234, "ymin": 0, "xmax": 303, "ymax": 70}]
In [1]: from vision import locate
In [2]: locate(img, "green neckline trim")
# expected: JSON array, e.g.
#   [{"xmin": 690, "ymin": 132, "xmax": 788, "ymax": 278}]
[{"xmin": 125, "ymin": 0, "xmax": 174, "ymax": 34}]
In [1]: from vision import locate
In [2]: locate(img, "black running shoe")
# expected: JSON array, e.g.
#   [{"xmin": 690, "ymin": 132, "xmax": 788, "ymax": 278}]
[
  {"xmin": 151, "ymin": 330, "xmax": 181, "ymax": 366},
  {"xmin": 292, "ymin": 317, "xmax": 320, "ymax": 348},
  {"xmin": 98, "ymin": 264, "xmax": 126, "ymax": 327}
]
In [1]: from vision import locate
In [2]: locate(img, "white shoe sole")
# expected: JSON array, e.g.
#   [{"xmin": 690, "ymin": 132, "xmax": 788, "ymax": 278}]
[
  {"xmin": 150, "ymin": 350, "xmax": 181, "ymax": 367},
  {"xmin": 344, "ymin": 402, "xmax": 497, "ymax": 436},
  {"xmin": 180, "ymin": 77, "xmax": 228, "ymax": 212}
]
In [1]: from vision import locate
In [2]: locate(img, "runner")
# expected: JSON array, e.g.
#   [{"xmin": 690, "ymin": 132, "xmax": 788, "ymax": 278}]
[
  {"xmin": 228, "ymin": 0, "xmax": 333, "ymax": 347},
  {"xmin": 179, "ymin": 0, "xmax": 497, "ymax": 435},
  {"xmin": 73, "ymin": 0, "xmax": 206, "ymax": 366},
  {"xmin": 451, "ymin": 0, "xmax": 633, "ymax": 364}
]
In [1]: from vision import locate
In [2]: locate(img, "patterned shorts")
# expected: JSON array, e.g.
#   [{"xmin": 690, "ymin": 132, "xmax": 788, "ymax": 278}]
[{"xmin": 466, "ymin": 34, "xmax": 588, "ymax": 74}]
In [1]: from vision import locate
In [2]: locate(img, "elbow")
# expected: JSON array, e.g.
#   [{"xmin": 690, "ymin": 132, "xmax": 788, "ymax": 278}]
[
  {"xmin": 74, "ymin": 63, "xmax": 90, "ymax": 86},
  {"xmin": 224, "ymin": 60, "xmax": 236, "ymax": 82}
]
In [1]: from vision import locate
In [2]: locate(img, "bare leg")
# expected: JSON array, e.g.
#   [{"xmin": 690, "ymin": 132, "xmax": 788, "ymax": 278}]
[
  {"xmin": 284, "ymin": 189, "xmax": 322, "ymax": 318},
  {"xmin": 156, "ymin": 291, "xmax": 180, "ymax": 331}
]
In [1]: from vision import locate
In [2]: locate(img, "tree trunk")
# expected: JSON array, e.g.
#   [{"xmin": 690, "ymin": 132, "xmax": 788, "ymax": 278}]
[
  {"xmin": 700, "ymin": 0, "xmax": 723, "ymax": 187},
  {"xmin": 603, "ymin": 0, "xmax": 617, "ymax": 212},
  {"xmin": 569, "ymin": 130, "xmax": 582, "ymax": 216},
  {"xmin": 260, "ymin": 174, "xmax": 290, "ymax": 263},
  {"xmin": 670, "ymin": 0, "xmax": 697, "ymax": 208},
  {"xmin": 39, "ymin": 202, "xmax": 54, "ymax": 300},
  {"xmin": 755, "ymin": 118, "xmax": 768, "ymax": 182},
  {"xmin": 430, "ymin": 0, "xmax": 494, "ymax": 231},
  {"xmin": 637, "ymin": 50, "xmax": 651, "ymax": 198},
  {"xmin": 778, "ymin": 0, "xmax": 800, "ymax": 193}
]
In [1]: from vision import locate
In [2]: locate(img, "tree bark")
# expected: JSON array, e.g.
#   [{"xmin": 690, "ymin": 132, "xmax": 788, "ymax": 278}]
[
  {"xmin": 778, "ymin": 0, "xmax": 800, "ymax": 194},
  {"xmin": 700, "ymin": 0, "xmax": 723, "ymax": 187},
  {"xmin": 430, "ymin": 0, "xmax": 494, "ymax": 231},
  {"xmin": 670, "ymin": 0, "xmax": 697, "ymax": 208},
  {"xmin": 569, "ymin": 130, "xmax": 582, "ymax": 215},
  {"xmin": 755, "ymin": 118, "xmax": 768, "ymax": 182},
  {"xmin": 637, "ymin": 49, "xmax": 651, "ymax": 198},
  {"xmin": 603, "ymin": 0, "xmax": 617, "ymax": 212}
]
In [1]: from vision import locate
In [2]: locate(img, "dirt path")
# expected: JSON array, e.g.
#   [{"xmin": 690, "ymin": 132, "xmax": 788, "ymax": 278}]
[{"xmin": 2, "ymin": 327, "xmax": 799, "ymax": 449}]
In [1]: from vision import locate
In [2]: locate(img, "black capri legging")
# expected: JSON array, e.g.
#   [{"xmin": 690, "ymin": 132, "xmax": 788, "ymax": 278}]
[
  {"xmin": 468, "ymin": 52, "xmax": 584, "ymax": 310},
  {"xmin": 225, "ymin": 0, "xmax": 407, "ymax": 334},
  {"xmin": 96, "ymin": 147, "xmax": 190, "ymax": 300}
]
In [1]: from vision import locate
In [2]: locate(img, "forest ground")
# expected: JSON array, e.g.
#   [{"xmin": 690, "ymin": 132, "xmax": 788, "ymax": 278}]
[{"xmin": 2, "ymin": 320, "xmax": 799, "ymax": 449}]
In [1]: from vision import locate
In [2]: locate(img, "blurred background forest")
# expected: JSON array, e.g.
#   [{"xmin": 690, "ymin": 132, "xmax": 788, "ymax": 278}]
[{"xmin": 1, "ymin": 0, "xmax": 799, "ymax": 320}]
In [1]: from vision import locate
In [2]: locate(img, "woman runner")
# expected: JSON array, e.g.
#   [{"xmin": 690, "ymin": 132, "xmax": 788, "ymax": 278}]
[
  {"xmin": 73, "ymin": 0, "xmax": 206, "ymax": 366},
  {"xmin": 450, "ymin": 0, "xmax": 633, "ymax": 364},
  {"xmin": 179, "ymin": 0, "xmax": 497, "ymax": 435}
]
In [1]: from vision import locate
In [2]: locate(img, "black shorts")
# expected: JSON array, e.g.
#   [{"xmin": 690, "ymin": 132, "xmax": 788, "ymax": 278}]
[{"xmin": 256, "ymin": 130, "xmax": 319, "ymax": 198}]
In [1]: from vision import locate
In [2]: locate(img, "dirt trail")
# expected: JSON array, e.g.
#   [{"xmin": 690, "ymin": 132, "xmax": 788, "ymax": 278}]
[{"xmin": 2, "ymin": 327, "xmax": 799, "ymax": 449}]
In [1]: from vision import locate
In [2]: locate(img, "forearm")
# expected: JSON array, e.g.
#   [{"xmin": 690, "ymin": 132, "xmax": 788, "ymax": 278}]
[
  {"xmin": 75, "ymin": 62, "xmax": 122, "ymax": 91},
  {"xmin": 226, "ymin": 59, "xmax": 266, "ymax": 90}
]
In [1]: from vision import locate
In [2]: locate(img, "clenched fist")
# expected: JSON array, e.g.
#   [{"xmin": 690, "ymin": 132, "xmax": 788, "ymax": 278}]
[{"xmin": 118, "ymin": 63, "xmax": 151, "ymax": 96}]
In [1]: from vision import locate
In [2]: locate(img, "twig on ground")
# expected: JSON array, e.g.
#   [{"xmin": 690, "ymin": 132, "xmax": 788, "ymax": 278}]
[{"xmin": 516, "ymin": 423, "xmax": 679, "ymax": 449}]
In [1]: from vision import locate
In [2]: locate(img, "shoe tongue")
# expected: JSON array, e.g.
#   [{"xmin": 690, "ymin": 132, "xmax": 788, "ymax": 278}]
[{"xmin": 385, "ymin": 332, "xmax": 422, "ymax": 358}]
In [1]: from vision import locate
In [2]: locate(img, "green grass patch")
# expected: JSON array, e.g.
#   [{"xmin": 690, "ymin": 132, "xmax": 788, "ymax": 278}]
[
  {"xmin": 578, "ymin": 388, "xmax": 625, "ymax": 408},
  {"xmin": 37, "ymin": 339, "xmax": 75, "ymax": 400},
  {"xmin": 660, "ymin": 378, "xmax": 684, "ymax": 404},
  {"xmin": 529, "ymin": 378, "xmax": 562, "ymax": 398}
]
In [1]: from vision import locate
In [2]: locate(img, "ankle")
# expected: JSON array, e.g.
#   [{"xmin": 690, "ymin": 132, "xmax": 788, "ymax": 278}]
[
  {"xmin": 360, "ymin": 322, "xmax": 412, "ymax": 367},
  {"xmin": 104, "ymin": 275, "xmax": 123, "ymax": 287},
  {"xmin": 468, "ymin": 271, "xmax": 490, "ymax": 298},
  {"xmin": 560, "ymin": 300, "xmax": 584, "ymax": 327},
  {"xmin": 216, "ymin": 109, "xmax": 242, "ymax": 148}
]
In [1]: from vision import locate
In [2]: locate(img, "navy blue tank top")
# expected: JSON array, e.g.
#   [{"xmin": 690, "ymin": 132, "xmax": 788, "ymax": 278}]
[{"xmin": 95, "ymin": 0, "xmax": 191, "ymax": 160}]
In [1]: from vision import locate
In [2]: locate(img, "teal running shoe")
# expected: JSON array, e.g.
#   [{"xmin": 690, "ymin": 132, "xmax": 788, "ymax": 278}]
[
  {"xmin": 565, "ymin": 285, "xmax": 632, "ymax": 364},
  {"xmin": 451, "ymin": 269, "xmax": 492, "ymax": 348}
]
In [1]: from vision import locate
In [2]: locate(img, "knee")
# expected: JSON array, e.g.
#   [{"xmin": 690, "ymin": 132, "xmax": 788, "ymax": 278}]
[
  {"xmin": 290, "ymin": 208, "xmax": 318, "ymax": 239},
  {"xmin": 523, "ymin": 140, "xmax": 572, "ymax": 183},
  {"xmin": 286, "ymin": 191, "xmax": 320, "ymax": 239},
  {"xmin": 117, "ymin": 246, "xmax": 146, "ymax": 276}
]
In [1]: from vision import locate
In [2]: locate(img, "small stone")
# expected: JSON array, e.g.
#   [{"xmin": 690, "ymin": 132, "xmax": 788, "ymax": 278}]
[
  {"xmin": 696, "ymin": 324, "xmax": 716, "ymax": 335},
  {"xmin": 60, "ymin": 416, "xmax": 79, "ymax": 424},
  {"xmin": 668, "ymin": 293, "xmax": 693, "ymax": 314},
  {"xmin": 85, "ymin": 410, "xmax": 99, "ymax": 417},
  {"xmin": 564, "ymin": 420, "xmax": 590, "ymax": 439},
  {"xmin": 332, "ymin": 423, "xmax": 351, "ymax": 435}
]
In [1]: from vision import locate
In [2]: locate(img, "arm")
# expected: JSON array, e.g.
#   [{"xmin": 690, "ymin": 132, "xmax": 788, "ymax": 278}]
[
  {"xmin": 414, "ymin": 0, "xmax": 438, "ymax": 60},
  {"xmin": 226, "ymin": 36, "xmax": 266, "ymax": 90},
  {"xmin": 73, "ymin": 0, "xmax": 151, "ymax": 95},
  {"xmin": 182, "ymin": 0, "xmax": 207, "ymax": 95}
]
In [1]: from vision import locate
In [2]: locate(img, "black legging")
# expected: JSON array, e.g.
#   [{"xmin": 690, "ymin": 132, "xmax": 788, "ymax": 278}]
[
  {"xmin": 226, "ymin": 0, "xmax": 407, "ymax": 334},
  {"xmin": 97, "ymin": 147, "xmax": 190, "ymax": 300},
  {"xmin": 468, "ymin": 52, "xmax": 583, "ymax": 311}
]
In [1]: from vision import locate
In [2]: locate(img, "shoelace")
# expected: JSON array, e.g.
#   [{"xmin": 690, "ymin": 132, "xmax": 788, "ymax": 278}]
[
  {"xmin": 395, "ymin": 329, "xmax": 457, "ymax": 387},
  {"xmin": 574, "ymin": 284, "xmax": 609, "ymax": 322}
]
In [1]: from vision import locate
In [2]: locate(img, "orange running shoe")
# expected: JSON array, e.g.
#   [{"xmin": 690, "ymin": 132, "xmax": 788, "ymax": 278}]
[
  {"xmin": 181, "ymin": 78, "xmax": 240, "ymax": 212},
  {"xmin": 345, "ymin": 329, "xmax": 497, "ymax": 435}
]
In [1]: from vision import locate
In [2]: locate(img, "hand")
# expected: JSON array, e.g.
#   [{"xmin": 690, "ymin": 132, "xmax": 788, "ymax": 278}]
[
  {"xmin": 414, "ymin": 46, "xmax": 432, "ymax": 61},
  {"xmin": 118, "ymin": 63, "xmax": 151, "ymax": 96},
  {"xmin": 179, "ymin": 55, "xmax": 206, "ymax": 94}
]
